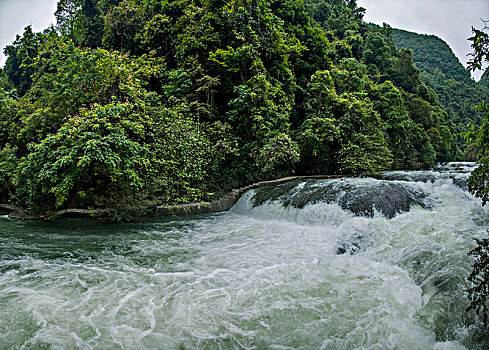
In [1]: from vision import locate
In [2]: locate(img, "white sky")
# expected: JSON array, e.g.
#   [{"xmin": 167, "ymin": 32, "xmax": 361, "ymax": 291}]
[
  {"xmin": 357, "ymin": 0, "xmax": 489, "ymax": 80},
  {"xmin": 0, "ymin": 0, "xmax": 488, "ymax": 79},
  {"xmin": 0, "ymin": 0, "xmax": 57, "ymax": 66}
]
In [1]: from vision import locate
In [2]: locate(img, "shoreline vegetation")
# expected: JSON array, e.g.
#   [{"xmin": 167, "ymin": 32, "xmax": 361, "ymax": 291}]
[
  {"xmin": 1, "ymin": 174, "xmax": 350, "ymax": 220},
  {"xmin": 0, "ymin": 0, "xmax": 481, "ymax": 221},
  {"xmin": 1, "ymin": 161, "xmax": 433, "ymax": 221}
]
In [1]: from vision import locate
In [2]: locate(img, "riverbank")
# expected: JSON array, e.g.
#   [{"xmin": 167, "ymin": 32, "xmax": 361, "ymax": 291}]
[{"xmin": 0, "ymin": 174, "xmax": 349, "ymax": 221}]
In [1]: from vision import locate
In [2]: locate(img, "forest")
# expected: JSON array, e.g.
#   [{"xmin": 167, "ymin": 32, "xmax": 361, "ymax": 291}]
[
  {"xmin": 2, "ymin": 0, "xmax": 489, "ymax": 343},
  {"xmin": 0, "ymin": 0, "xmax": 475, "ymax": 218},
  {"xmin": 392, "ymin": 28, "xmax": 489, "ymax": 157}
]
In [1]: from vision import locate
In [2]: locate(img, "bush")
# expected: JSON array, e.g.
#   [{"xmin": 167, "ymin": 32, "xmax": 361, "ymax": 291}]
[
  {"xmin": 16, "ymin": 103, "xmax": 149, "ymax": 212},
  {"xmin": 255, "ymin": 133, "xmax": 300, "ymax": 176}
]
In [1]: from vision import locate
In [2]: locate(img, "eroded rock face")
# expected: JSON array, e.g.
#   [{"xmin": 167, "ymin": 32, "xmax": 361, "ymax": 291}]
[{"xmin": 252, "ymin": 178, "xmax": 431, "ymax": 219}]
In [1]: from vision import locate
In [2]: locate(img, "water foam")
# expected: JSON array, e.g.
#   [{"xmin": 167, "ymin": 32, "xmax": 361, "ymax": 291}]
[{"xmin": 0, "ymin": 163, "xmax": 488, "ymax": 349}]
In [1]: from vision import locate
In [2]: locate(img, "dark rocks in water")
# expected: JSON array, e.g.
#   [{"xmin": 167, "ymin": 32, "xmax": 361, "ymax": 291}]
[
  {"xmin": 336, "ymin": 233, "xmax": 370, "ymax": 255},
  {"xmin": 451, "ymin": 176, "xmax": 468, "ymax": 191},
  {"xmin": 336, "ymin": 245, "xmax": 349, "ymax": 255},
  {"xmin": 252, "ymin": 179, "xmax": 430, "ymax": 219},
  {"xmin": 380, "ymin": 172, "xmax": 438, "ymax": 183},
  {"xmin": 251, "ymin": 180, "xmax": 304, "ymax": 207}
]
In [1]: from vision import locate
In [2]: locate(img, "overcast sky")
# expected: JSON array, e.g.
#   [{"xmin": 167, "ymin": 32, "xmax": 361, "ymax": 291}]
[
  {"xmin": 357, "ymin": 0, "xmax": 489, "ymax": 80},
  {"xmin": 0, "ymin": 0, "xmax": 57, "ymax": 67},
  {"xmin": 1, "ymin": 0, "xmax": 488, "ymax": 79}
]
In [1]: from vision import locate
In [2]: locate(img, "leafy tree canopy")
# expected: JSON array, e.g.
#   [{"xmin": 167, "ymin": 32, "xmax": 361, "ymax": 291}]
[
  {"xmin": 461, "ymin": 20, "xmax": 489, "ymax": 328},
  {"xmin": 0, "ymin": 0, "xmax": 461, "ymax": 218}
]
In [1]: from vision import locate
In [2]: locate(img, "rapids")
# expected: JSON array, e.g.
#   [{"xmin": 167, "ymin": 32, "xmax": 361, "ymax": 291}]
[{"xmin": 0, "ymin": 162, "xmax": 488, "ymax": 349}]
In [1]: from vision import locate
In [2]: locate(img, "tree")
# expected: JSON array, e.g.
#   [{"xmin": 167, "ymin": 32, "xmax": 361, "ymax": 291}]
[
  {"xmin": 467, "ymin": 20, "xmax": 489, "ymax": 71},
  {"xmin": 0, "ymin": 0, "xmax": 463, "ymax": 219},
  {"xmin": 462, "ymin": 21, "xmax": 489, "ymax": 327},
  {"xmin": 463, "ymin": 102, "xmax": 489, "ymax": 327},
  {"xmin": 103, "ymin": 0, "xmax": 145, "ymax": 54},
  {"xmin": 78, "ymin": 0, "xmax": 104, "ymax": 48},
  {"xmin": 16, "ymin": 103, "xmax": 149, "ymax": 213},
  {"xmin": 3, "ymin": 26, "xmax": 57, "ymax": 96},
  {"xmin": 464, "ymin": 21, "xmax": 489, "ymax": 202},
  {"xmin": 296, "ymin": 70, "xmax": 338, "ymax": 173},
  {"xmin": 55, "ymin": 0, "xmax": 104, "ymax": 48},
  {"xmin": 55, "ymin": 0, "xmax": 81, "ymax": 38}
]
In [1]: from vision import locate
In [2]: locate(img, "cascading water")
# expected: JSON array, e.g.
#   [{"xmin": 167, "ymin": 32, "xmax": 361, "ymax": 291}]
[{"xmin": 0, "ymin": 162, "xmax": 488, "ymax": 349}]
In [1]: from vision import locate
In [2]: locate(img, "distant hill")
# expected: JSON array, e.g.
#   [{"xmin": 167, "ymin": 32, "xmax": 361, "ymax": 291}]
[
  {"xmin": 392, "ymin": 28, "xmax": 489, "ymax": 148},
  {"xmin": 479, "ymin": 70, "xmax": 489, "ymax": 89}
]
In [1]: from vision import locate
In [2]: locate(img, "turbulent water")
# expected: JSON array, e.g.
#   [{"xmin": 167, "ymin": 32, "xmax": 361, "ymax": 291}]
[{"xmin": 1, "ymin": 163, "xmax": 489, "ymax": 349}]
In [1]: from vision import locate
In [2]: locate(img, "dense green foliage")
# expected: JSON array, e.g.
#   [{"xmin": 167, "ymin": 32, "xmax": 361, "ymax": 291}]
[
  {"xmin": 392, "ymin": 28, "xmax": 489, "ymax": 155},
  {"xmin": 467, "ymin": 235, "xmax": 489, "ymax": 326},
  {"xmin": 464, "ymin": 102, "xmax": 489, "ymax": 206},
  {"xmin": 480, "ymin": 70, "xmax": 489, "ymax": 89},
  {"xmin": 462, "ymin": 22, "xmax": 489, "ymax": 327},
  {"xmin": 0, "ymin": 0, "xmax": 460, "ymax": 218}
]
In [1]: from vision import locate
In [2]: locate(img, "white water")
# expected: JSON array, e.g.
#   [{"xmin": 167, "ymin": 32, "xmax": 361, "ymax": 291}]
[{"xmin": 0, "ymin": 163, "xmax": 488, "ymax": 349}]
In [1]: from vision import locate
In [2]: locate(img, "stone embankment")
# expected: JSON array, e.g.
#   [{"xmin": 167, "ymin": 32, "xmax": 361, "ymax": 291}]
[
  {"xmin": 155, "ymin": 175, "xmax": 345, "ymax": 217},
  {"xmin": 1, "ymin": 174, "xmax": 346, "ymax": 220}
]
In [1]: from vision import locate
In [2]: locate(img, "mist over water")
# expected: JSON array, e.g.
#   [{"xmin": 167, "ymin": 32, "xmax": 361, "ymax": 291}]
[{"xmin": 1, "ymin": 163, "xmax": 488, "ymax": 349}]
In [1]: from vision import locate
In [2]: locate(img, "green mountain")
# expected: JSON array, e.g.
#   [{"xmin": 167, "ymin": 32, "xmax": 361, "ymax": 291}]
[
  {"xmin": 0, "ymin": 0, "xmax": 460, "ymax": 218},
  {"xmin": 392, "ymin": 28, "xmax": 489, "ymax": 150},
  {"xmin": 479, "ymin": 69, "xmax": 489, "ymax": 89}
]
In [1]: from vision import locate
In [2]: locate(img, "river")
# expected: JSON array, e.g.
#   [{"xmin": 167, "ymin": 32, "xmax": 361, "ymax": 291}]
[{"xmin": 1, "ymin": 163, "xmax": 488, "ymax": 349}]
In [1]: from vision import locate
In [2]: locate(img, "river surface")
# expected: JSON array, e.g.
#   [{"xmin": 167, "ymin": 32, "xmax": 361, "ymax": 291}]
[{"xmin": 1, "ymin": 163, "xmax": 488, "ymax": 349}]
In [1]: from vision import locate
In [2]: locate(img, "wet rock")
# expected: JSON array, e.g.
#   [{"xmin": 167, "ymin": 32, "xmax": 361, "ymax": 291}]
[
  {"xmin": 252, "ymin": 179, "xmax": 430, "ymax": 219},
  {"xmin": 335, "ymin": 231, "xmax": 374, "ymax": 255},
  {"xmin": 451, "ymin": 176, "xmax": 468, "ymax": 191},
  {"xmin": 251, "ymin": 180, "xmax": 303, "ymax": 207},
  {"xmin": 336, "ymin": 236, "xmax": 363, "ymax": 255}
]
